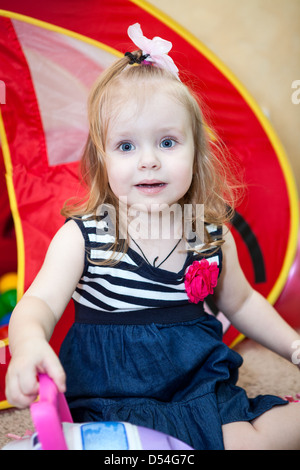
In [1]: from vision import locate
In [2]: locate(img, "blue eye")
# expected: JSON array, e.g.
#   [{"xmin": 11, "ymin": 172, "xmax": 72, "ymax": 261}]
[
  {"xmin": 160, "ymin": 138, "xmax": 176, "ymax": 149},
  {"xmin": 119, "ymin": 142, "xmax": 135, "ymax": 152}
]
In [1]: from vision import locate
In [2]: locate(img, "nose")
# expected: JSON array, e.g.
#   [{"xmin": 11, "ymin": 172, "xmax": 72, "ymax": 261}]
[{"xmin": 138, "ymin": 148, "xmax": 161, "ymax": 170}]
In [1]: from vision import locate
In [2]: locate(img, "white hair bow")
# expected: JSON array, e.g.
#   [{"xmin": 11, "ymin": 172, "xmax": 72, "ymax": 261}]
[{"xmin": 127, "ymin": 23, "xmax": 180, "ymax": 80}]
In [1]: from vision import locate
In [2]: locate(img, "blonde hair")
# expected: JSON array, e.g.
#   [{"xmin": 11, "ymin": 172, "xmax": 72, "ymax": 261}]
[{"xmin": 62, "ymin": 50, "xmax": 242, "ymax": 260}]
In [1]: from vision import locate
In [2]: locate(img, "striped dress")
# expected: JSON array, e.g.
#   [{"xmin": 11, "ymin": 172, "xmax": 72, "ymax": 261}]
[
  {"xmin": 59, "ymin": 213, "xmax": 287, "ymax": 450},
  {"xmin": 71, "ymin": 214, "xmax": 221, "ymax": 317}
]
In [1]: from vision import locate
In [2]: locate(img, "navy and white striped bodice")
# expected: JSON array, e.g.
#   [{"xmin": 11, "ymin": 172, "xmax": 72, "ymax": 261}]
[{"xmin": 70, "ymin": 214, "xmax": 222, "ymax": 316}]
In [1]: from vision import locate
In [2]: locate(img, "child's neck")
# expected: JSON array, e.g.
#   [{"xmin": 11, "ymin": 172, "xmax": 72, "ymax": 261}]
[{"xmin": 120, "ymin": 204, "xmax": 187, "ymax": 272}]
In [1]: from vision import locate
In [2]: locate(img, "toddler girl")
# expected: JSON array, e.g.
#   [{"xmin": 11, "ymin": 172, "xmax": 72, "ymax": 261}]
[{"xmin": 5, "ymin": 24, "xmax": 300, "ymax": 450}]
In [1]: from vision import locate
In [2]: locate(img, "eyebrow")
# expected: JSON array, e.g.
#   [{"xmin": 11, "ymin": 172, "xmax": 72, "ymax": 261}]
[
  {"xmin": 106, "ymin": 133, "xmax": 134, "ymax": 145},
  {"xmin": 157, "ymin": 127, "xmax": 189, "ymax": 141}
]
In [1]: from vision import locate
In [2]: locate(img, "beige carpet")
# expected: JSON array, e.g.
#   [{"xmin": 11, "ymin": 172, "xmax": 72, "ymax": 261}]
[{"xmin": 1, "ymin": 337, "xmax": 300, "ymax": 449}]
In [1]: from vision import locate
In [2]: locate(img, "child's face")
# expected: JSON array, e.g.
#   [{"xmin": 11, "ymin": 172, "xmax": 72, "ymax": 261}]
[{"xmin": 105, "ymin": 86, "xmax": 194, "ymax": 212}]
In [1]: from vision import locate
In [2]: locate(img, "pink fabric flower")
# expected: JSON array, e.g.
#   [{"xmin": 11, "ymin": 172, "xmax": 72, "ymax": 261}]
[{"xmin": 184, "ymin": 259, "xmax": 219, "ymax": 303}]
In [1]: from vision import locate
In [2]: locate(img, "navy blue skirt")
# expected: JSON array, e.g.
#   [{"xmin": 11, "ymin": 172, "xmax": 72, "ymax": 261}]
[{"xmin": 59, "ymin": 304, "xmax": 287, "ymax": 450}]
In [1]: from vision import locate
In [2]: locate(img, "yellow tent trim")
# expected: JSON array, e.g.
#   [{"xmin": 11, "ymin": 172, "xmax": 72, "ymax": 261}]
[
  {"xmin": 0, "ymin": 111, "xmax": 22, "ymax": 411},
  {"xmin": 0, "ymin": 401, "xmax": 13, "ymax": 410},
  {"xmin": 0, "ymin": 113, "xmax": 24, "ymax": 302}
]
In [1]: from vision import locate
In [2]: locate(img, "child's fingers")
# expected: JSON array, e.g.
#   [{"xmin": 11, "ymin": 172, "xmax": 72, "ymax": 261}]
[
  {"xmin": 6, "ymin": 367, "xmax": 39, "ymax": 408},
  {"xmin": 19, "ymin": 366, "xmax": 39, "ymax": 396},
  {"xmin": 42, "ymin": 353, "xmax": 66, "ymax": 394},
  {"xmin": 5, "ymin": 344, "xmax": 66, "ymax": 407}
]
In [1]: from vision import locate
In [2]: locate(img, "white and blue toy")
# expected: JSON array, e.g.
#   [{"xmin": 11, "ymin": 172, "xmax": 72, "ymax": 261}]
[{"xmin": 2, "ymin": 374, "xmax": 193, "ymax": 451}]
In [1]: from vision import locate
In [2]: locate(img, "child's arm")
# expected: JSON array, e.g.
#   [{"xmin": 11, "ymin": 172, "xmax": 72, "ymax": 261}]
[
  {"xmin": 213, "ymin": 228, "xmax": 300, "ymax": 364},
  {"xmin": 5, "ymin": 220, "xmax": 85, "ymax": 408}
]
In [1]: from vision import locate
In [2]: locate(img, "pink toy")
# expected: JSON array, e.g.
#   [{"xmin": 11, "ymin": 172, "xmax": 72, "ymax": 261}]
[
  {"xmin": 3, "ymin": 374, "xmax": 193, "ymax": 450},
  {"xmin": 30, "ymin": 374, "xmax": 73, "ymax": 450}
]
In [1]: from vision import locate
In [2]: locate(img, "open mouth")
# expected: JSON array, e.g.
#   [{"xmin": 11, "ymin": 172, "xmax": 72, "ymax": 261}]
[
  {"xmin": 136, "ymin": 183, "xmax": 166, "ymax": 188},
  {"xmin": 135, "ymin": 180, "xmax": 167, "ymax": 194}
]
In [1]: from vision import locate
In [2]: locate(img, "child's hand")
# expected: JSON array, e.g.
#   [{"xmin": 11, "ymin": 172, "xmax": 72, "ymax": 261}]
[{"xmin": 5, "ymin": 338, "xmax": 66, "ymax": 408}]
